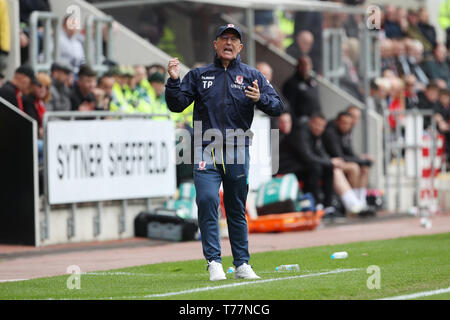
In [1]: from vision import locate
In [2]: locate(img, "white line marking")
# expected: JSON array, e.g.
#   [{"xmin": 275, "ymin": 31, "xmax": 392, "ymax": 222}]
[
  {"xmin": 0, "ymin": 279, "xmax": 28, "ymax": 283},
  {"xmin": 115, "ymin": 268, "xmax": 361, "ymax": 300},
  {"xmin": 379, "ymin": 287, "xmax": 450, "ymax": 300}
]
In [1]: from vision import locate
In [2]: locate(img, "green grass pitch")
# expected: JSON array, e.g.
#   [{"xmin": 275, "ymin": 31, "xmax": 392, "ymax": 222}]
[{"xmin": 0, "ymin": 233, "xmax": 449, "ymax": 300}]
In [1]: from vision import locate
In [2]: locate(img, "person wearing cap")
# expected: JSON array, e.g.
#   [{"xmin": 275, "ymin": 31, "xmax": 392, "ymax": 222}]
[
  {"xmin": 110, "ymin": 66, "xmax": 134, "ymax": 113},
  {"xmin": 166, "ymin": 24, "xmax": 284, "ymax": 281},
  {"xmin": 148, "ymin": 71, "xmax": 170, "ymax": 121},
  {"xmin": 47, "ymin": 62, "xmax": 73, "ymax": 111},
  {"xmin": 0, "ymin": 64, "xmax": 36, "ymax": 112}
]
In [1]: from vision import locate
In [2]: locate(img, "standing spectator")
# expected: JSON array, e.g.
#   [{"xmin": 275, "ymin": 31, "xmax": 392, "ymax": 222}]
[
  {"xmin": 422, "ymin": 43, "xmax": 450, "ymax": 88},
  {"xmin": 47, "ymin": 62, "xmax": 73, "ymax": 111},
  {"xmin": 0, "ymin": 0, "xmax": 10, "ymax": 74},
  {"xmin": 59, "ymin": 14, "xmax": 86, "ymax": 75},
  {"xmin": 0, "ymin": 64, "xmax": 35, "ymax": 111},
  {"xmin": 70, "ymin": 64, "xmax": 96, "ymax": 111},
  {"xmin": 282, "ymin": 56, "xmax": 321, "ymax": 120},
  {"xmin": 417, "ymin": 7, "xmax": 437, "ymax": 55}
]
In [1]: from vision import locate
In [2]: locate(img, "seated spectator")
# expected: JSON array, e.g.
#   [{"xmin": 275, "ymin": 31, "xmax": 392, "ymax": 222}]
[
  {"xmin": 110, "ymin": 66, "xmax": 134, "ymax": 113},
  {"xmin": 286, "ymin": 30, "xmax": 314, "ymax": 63},
  {"xmin": 47, "ymin": 62, "xmax": 73, "ymax": 111},
  {"xmin": 422, "ymin": 43, "xmax": 450, "ymax": 88},
  {"xmin": 322, "ymin": 108, "xmax": 374, "ymax": 207},
  {"xmin": 405, "ymin": 39, "xmax": 428, "ymax": 88},
  {"xmin": 97, "ymin": 72, "xmax": 115, "ymax": 111},
  {"xmin": 435, "ymin": 89, "xmax": 450, "ymax": 163},
  {"xmin": 282, "ymin": 56, "xmax": 321, "ymax": 120},
  {"xmin": 367, "ymin": 77, "xmax": 390, "ymax": 115},
  {"xmin": 418, "ymin": 81, "xmax": 440, "ymax": 129},
  {"xmin": 417, "ymin": 7, "xmax": 437, "ymax": 55},
  {"xmin": 278, "ymin": 112, "xmax": 373, "ymax": 216},
  {"xmin": 381, "ymin": 38, "xmax": 399, "ymax": 75},
  {"xmin": 59, "ymin": 14, "xmax": 86, "ymax": 75},
  {"xmin": 387, "ymin": 77, "xmax": 406, "ymax": 130},
  {"xmin": 0, "ymin": 64, "xmax": 35, "ymax": 111},
  {"xmin": 404, "ymin": 74, "xmax": 420, "ymax": 109},
  {"xmin": 24, "ymin": 72, "xmax": 50, "ymax": 164},
  {"xmin": 148, "ymin": 71, "xmax": 170, "ymax": 120},
  {"xmin": 70, "ymin": 64, "xmax": 96, "ymax": 111},
  {"xmin": 406, "ymin": 9, "xmax": 433, "ymax": 54},
  {"xmin": 393, "ymin": 39, "xmax": 412, "ymax": 77},
  {"xmin": 383, "ymin": 5, "xmax": 404, "ymax": 39}
]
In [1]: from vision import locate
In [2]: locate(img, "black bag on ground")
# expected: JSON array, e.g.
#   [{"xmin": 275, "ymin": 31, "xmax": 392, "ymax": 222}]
[{"xmin": 134, "ymin": 209, "xmax": 198, "ymax": 242}]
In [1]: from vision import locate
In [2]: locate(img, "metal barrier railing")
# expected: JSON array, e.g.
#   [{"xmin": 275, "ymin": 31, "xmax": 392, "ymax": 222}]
[
  {"xmin": 84, "ymin": 15, "xmax": 114, "ymax": 75},
  {"xmin": 41, "ymin": 111, "xmax": 171, "ymax": 242},
  {"xmin": 29, "ymin": 11, "xmax": 60, "ymax": 73},
  {"xmin": 322, "ymin": 28, "xmax": 346, "ymax": 86},
  {"xmin": 383, "ymin": 108, "xmax": 447, "ymax": 216}
]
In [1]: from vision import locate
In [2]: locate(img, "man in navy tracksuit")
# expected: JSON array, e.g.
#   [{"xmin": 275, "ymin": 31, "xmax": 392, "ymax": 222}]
[{"xmin": 165, "ymin": 24, "xmax": 284, "ymax": 281}]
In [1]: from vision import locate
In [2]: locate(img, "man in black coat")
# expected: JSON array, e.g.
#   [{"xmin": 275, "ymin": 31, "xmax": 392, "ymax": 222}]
[
  {"xmin": 282, "ymin": 56, "xmax": 321, "ymax": 121},
  {"xmin": 322, "ymin": 108, "xmax": 373, "ymax": 207},
  {"xmin": 0, "ymin": 64, "xmax": 36, "ymax": 111}
]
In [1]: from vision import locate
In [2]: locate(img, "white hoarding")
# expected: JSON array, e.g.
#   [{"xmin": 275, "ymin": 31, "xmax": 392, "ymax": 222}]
[{"xmin": 47, "ymin": 119, "xmax": 176, "ymax": 204}]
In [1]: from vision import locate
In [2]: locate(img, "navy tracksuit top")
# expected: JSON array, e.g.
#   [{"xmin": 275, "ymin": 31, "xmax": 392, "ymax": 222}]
[{"xmin": 165, "ymin": 54, "xmax": 285, "ymax": 146}]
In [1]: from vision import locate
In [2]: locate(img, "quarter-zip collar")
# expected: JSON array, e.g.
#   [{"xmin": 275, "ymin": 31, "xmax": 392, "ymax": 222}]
[{"xmin": 214, "ymin": 53, "xmax": 241, "ymax": 69}]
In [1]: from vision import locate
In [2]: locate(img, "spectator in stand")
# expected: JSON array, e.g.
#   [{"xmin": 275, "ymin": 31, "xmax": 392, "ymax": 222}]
[
  {"xmin": 0, "ymin": 0, "xmax": 10, "ymax": 74},
  {"xmin": 92, "ymin": 87, "xmax": 109, "ymax": 111},
  {"xmin": 406, "ymin": 9, "xmax": 433, "ymax": 54},
  {"xmin": 282, "ymin": 56, "xmax": 321, "ymax": 121},
  {"xmin": 98, "ymin": 72, "xmax": 115, "ymax": 111},
  {"xmin": 422, "ymin": 43, "xmax": 450, "ymax": 88},
  {"xmin": 148, "ymin": 71, "xmax": 169, "ymax": 120},
  {"xmin": 147, "ymin": 63, "xmax": 166, "ymax": 79},
  {"xmin": 405, "ymin": 39, "xmax": 428, "ymax": 88},
  {"xmin": 0, "ymin": 64, "xmax": 35, "ymax": 111},
  {"xmin": 387, "ymin": 77, "xmax": 406, "ymax": 131},
  {"xmin": 282, "ymin": 112, "xmax": 373, "ymax": 217},
  {"xmin": 418, "ymin": 81, "xmax": 440, "ymax": 129},
  {"xmin": 322, "ymin": 108, "xmax": 374, "ymax": 207},
  {"xmin": 47, "ymin": 62, "xmax": 73, "ymax": 111},
  {"xmin": 381, "ymin": 38, "xmax": 399, "ymax": 75},
  {"xmin": 417, "ymin": 7, "xmax": 437, "ymax": 56},
  {"xmin": 367, "ymin": 78, "xmax": 390, "ymax": 115},
  {"xmin": 70, "ymin": 64, "xmax": 96, "ymax": 111},
  {"xmin": 393, "ymin": 39, "xmax": 411, "ymax": 77},
  {"xmin": 286, "ymin": 30, "xmax": 314, "ymax": 64},
  {"xmin": 383, "ymin": 5, "xmax": 404, "ymax": 39},
  {"xmin": 435, "ymin": 89, "xmax": 450, "ymax": 163},
  {"xmin": 404, "ymin": 74, "xmax": 420, "ymax": 110},
  {"xmin": 59, "ymin": 14, "xmax": 86, "ymax": 75},
  {"xmin": 24, "ymin": 72, "xmax": 50, "ymax": 164},
  {"xmin": 254, "ymin": 10, "xmax": 284, "ymax": 50},
  {"xmin": 341, "ymin": 38, "xmax": 363, "ymax": 100}
]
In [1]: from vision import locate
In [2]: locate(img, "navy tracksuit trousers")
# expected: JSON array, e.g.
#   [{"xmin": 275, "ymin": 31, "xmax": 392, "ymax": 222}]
[{"xmin": 194, "ymin": 145, "xmax": 250, "ymax": 268}]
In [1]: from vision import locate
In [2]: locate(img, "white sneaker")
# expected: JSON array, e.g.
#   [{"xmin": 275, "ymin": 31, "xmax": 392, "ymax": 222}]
[
  {"xmin": 207, "ymin": 261, "xmax": 227, "ymax": 281},
  {"xmin": 234, "ymin": 263, "xmax": 261, "ymax": 280}
]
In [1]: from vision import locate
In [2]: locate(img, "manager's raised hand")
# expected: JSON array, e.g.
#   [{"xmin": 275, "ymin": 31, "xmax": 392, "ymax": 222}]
[{"xmin": 168, "ymin": 58, "xmax": 180, "ymax": 80}]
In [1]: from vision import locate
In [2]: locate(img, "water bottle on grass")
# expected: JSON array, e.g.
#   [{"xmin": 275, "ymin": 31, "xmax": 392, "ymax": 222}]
[
  {"xmin": 330, "ymin": 251, "xmax": 348, "ymax": 259},
  {"xmin": 275, "ymin": 264, "xmax": 300, "ymax": 272}
]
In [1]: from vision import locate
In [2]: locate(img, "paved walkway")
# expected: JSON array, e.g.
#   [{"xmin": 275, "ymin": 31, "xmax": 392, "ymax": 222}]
[{"xmin": 0, "ymin": 214, "xmax": 449, "ymax": 282}]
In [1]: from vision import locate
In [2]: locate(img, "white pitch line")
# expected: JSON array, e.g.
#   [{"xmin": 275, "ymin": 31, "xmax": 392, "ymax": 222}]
[
  {"xmin": 0, "ymin": 279, "xmax": 28, "ymax": 283},
  {"xmin": 113, "ymin": 268, "xmax": 361, "ymax": 300},
  {"xmin": 379, "ymin": 287, "xmax": 450, "ymax": 300}
]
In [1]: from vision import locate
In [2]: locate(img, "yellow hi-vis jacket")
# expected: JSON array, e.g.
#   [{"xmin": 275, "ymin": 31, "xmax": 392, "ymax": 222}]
[
  {"xmin": 0, "ymin": 0, "xmax": 10, "ymax": 53},
  {"xmin": 110, "ymin": 82, "xmax": 135, "ymax": 113}
]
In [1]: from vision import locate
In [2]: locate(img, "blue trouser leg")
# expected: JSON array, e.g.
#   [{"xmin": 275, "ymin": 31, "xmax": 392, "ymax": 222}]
[
  {"xmin": 194, "ymin": 145, "xmax": 250, "ymax": 267},
  {"xmin": 194, "ymin": 149, "xmax": 223, "ymax": 263},
  {"xmin": 223, "ymin": 145, "xmax": 250, "ymax": 268}
]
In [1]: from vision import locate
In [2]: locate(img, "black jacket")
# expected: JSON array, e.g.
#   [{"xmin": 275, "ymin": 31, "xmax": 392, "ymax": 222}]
[
  {"xmin": 322, "ymin": 120, "xmax": 372, "ymax": 166},
  {"xmin": 282, "ymin": 73, "xmax": 321, "ymax": 120}
]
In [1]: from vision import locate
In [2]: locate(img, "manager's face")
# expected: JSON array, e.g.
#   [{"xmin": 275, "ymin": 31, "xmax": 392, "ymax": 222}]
[{"xmin": 214, "ymin": 30, "xmax": 243, "ymax": 63}]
